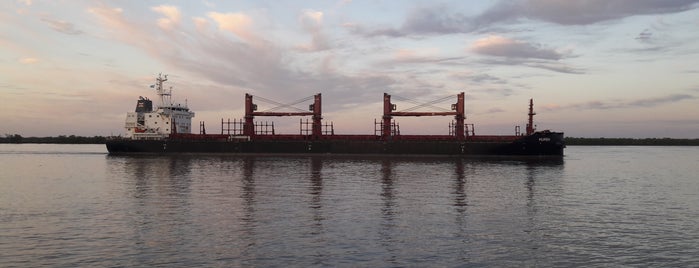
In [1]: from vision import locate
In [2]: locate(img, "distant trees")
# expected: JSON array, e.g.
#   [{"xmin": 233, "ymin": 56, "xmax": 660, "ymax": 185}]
[
  {"xmin": 3, "ymin": 134, "xmax": 23, "ymax": 143},
  {"xmin": 564, "ymin": 137, "xmax": 699, "ymax": 146},
  {"xmin": 1, "ymin": 134, "xmax": 106, "ymax": 144}
]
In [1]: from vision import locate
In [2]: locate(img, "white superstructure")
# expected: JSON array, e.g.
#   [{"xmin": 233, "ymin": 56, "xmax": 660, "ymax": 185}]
[{"xmin": 123, "ymin": 74, "xmax": 195, "ymax": 140}]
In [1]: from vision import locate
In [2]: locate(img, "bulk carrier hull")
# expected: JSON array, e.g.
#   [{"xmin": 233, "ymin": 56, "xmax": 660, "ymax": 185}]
[
  {"xmin": 106, "ymin": 131, "xmax": 564, "ymax": 156},
  {"xmin": 107, "ymin": 75, "xmax": 564, "ymax": 157}
]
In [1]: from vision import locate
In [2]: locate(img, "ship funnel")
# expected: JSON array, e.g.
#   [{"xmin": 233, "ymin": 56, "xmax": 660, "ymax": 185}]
[{"xmin": 136, "ymin": 98, "xmax": 153, "ymax": 112}]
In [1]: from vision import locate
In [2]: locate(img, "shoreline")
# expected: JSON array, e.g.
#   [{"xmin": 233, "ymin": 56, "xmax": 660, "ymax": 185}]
[{"xmin": 2, "ymin": 135, "xmax": 699, "ymax": 146}]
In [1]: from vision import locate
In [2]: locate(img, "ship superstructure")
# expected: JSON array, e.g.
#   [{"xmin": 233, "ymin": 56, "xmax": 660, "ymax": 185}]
[{"xmin": 123, "ymin": 74, "xmax": 194, "ymax": 140}]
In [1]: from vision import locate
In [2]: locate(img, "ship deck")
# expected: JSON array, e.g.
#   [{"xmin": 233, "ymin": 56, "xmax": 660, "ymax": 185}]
[{"xmin": 167, "ymin": 133, "xmax": 522, "ymax": 142}]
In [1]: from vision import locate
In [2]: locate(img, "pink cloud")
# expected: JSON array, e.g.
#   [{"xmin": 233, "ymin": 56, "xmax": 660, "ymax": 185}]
[
  {"xmin": 19, "ymin": 57, "xmax": 39, "ymax": 64},
  {"xmin": 471, "ymin": 35, "xmax": 564, "ymax": 60},
  {"xmin": 87, "ymin": 6, "xmax": 126, "ymax": 31},
  {"xmin": 152, "ymin": 5, "xmax": 181, "ymax": 30},
  {"xmin": 207, "ymin": 12, "xmax": 258, "ymax": 43}
]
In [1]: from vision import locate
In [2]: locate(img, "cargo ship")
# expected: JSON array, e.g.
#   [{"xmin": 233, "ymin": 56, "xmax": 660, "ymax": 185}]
[{"xmin": 106, "ymin": 74, "xmax": 565, "ymax": 156}]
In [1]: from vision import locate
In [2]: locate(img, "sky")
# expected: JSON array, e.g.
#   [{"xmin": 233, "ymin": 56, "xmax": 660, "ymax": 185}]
[{"xmin": 2, "ymin": 0, "xmax": 699, "ymax": 138}]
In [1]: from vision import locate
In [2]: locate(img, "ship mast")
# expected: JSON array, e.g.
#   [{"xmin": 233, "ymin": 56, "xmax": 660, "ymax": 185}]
[
  {"xmin": 154, "ymin": 73, "xmax": 171, "ymax": 108},
  {"xmin": 526, "ymin": 98, "xmax": 536, "ymax": 135}
]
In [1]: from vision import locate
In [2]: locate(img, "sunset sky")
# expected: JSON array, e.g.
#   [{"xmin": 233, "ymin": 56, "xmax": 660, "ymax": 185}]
[{"xmin": 2, "ymin": 0, "xmax": 699, "ymax": 138}]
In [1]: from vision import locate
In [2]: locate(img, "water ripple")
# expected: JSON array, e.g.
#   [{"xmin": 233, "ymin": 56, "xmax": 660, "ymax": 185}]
[{"xmin": 1, "ymin": 145, "xmax": 699, "ymax": 266}]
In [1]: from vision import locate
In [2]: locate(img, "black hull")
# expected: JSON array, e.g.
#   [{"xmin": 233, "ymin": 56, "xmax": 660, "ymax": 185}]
[{"xmin": 107, "ymin": 132, "xmax": 564, "ymax": 156}]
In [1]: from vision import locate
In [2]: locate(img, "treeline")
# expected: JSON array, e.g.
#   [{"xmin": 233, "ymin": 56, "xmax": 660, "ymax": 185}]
[
  {"xmin": 565, "ymin": 137, "xmax": 699, "ymax": 146},
  {"xmin": 1, "ymin": 134, "xmax": 107, "ymax": 144}
]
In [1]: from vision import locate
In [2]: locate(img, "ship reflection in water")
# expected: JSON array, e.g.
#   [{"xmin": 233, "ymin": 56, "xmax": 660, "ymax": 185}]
[{"xmin": 112, "ymin": 154, "xmax": 564, "ymax": 266}]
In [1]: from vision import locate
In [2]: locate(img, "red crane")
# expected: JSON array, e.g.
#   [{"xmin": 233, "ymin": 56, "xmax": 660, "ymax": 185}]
[{"xmin": 382, "ymin": 92, "xmax": 465, "ymax": 140}]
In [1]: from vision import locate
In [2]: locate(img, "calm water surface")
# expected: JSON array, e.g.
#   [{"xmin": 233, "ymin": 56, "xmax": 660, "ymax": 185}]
[{"xmin": 1, "ymin": 144, "xmax": 698, "ymax": 267}]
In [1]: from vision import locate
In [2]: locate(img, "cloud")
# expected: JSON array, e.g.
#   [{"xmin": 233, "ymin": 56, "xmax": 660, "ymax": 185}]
[
  {"xmin": 152, "ymin": 5, "xmax": 181, "ymax": 30},
  {"xmin": 88, "ymin": 5, "xmax": 166, "ymax": 56},
  {"xmin": 470, "ymin": 74, "xmax": 508, "ymax": 84},
  {"xmin": 485, "ymin": 107, "xmax": 506, "ymax": 113},
  {"xmin": 296, "ymin": 10, "xmax": 331, "ymax": 52},
  {"xmin": 628, "ymin": 94, "xmax": 695, "ymax": 107},
  {"xmin": 477, "ymin": 0, "xmax": 699, "ymax": 26},
  {"xmin": 376, "ymin": 48, "xmax": 465, "ymax": 66},
  {"xmin": 487, "ymin": 87, "xmax": 515, "ymax": 97},
  {"xmin": 87, "ymin": 6, "xmax": 136, "ymax": 41},
  {"xmin": 624, "ymin": 16, "xmax": 698, "ymax": 55},
  {"xmin": 350, "ymin": 1, "xmax": 699, "ymax": 37},
  {"xmin": 543, "ymin": 94, "xmax": 696, "ymax": 111},
  {"xmin": 19, "ymin": 57, "xmax": 39, "ymax": 64},
  {"xmin": 192, "ymin": 17, "xmax": 208, "ymax": 31},
  {"xmin": 449, "ymin": 72, "xmax": 509, "ymax": 85},
  {"xmin": 41, "ymin": 18, "xmax": 83, "ymax": 35},
  {"xmin": 301, "ymin": 10, "xmax": 323, "ymax": 25},
  {"xmin": 470, "ymin": 35, "xmax": 582, "ymax": 74},
  {"xmin": 348, "ymin": 4, "xmax": 474, "ymax": 37},
  {"xmin": 89, "ymin": 4, "xmax": 285, "ymax": 95},
  {"xmin": 85, "ymin": 4, "xmax": 401, "ymax": 111},
  {"xmin": 207, "ymin": 12, "xmax": 258, "ymax": 43},
  {"xmin": 521, "ymin": 60, "xmax": 585, "ymax": 74},
  {"xmin": 346, "ymin": 24, "xmax": 402, "ymax": 38},
  {"xmin": 471, "ymin": 35, "xmax": 565, "ymax": 60},
  {"xmin": 635, "ymin": 28, "xmax": 653, "ymax": 42},
  {"xmin": 401, "ymin": 4, "xmax": 471, "ymax": 35}
]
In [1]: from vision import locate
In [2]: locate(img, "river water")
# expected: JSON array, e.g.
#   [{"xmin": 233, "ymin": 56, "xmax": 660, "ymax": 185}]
[{"xmin": 1, "ymin": 144, "xmax": 698, "ymax": 267}]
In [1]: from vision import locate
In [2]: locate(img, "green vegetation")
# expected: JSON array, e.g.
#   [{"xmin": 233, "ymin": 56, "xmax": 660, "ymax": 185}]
[
  {"xmin": 1, "ymin": 134, "xmax": 107, "ymax": 144},
  {"xmin": 565, "ymin": 137, "xmax": 699, "ymax": 146}
]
